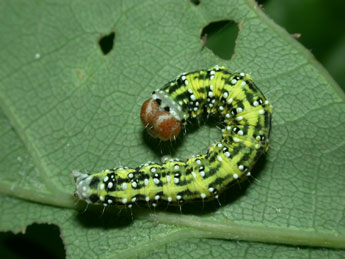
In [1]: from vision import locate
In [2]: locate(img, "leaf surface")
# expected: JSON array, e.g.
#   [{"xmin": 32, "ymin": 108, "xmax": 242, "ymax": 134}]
[{"xmin": 0, "ymin": 0, "xmax": 344, "ymax": 257}]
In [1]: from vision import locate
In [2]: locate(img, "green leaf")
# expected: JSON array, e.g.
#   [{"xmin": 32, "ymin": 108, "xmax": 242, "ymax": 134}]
[{"xmin": 1, "ymin": 0, "xmax": 344, "ymax": 257}]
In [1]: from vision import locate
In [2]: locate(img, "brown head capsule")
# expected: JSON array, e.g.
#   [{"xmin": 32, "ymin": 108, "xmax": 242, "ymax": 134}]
[{"xmin": 140, "ymin": 98, "xmax": 181, "ymax": 141}]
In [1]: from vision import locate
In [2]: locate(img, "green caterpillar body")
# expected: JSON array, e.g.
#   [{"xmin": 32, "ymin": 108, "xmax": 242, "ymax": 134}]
[{"xmin": 74, "ymin": 66, "xmax": 272, "ymax": 208}]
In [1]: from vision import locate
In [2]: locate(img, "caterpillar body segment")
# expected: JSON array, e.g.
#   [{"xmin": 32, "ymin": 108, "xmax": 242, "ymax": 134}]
[{"xmin": 74, "ymin": 66, "xmax": 272, "ymax": 208}]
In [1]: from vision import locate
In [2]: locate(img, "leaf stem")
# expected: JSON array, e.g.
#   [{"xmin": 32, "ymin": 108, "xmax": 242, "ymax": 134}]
[
  {"xmin": 116, "ymin": 229, "xmax": 215, "ymax": 259},
  {"xmin": 0, "ymin": 181, "xmax": 76, "ymax": 209},
  {"xmin": 0, "ymin": 95, "xmax": 66, "ymax": 195},
  {"xmin": 1, "ymin": 180, "xmax": 344, "ymax": 251},
  {"xmin": 147, "ymin": 213, "xmax": 345, "ymax": 250}
]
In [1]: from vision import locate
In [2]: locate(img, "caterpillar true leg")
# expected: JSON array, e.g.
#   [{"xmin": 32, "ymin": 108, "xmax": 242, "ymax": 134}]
[{"xmin": 74, "ymin": 66, "xmax": 272, "ymax": 209}]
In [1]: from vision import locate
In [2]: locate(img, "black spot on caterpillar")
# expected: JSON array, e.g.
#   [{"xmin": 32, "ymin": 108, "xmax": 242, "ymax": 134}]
[{"xmin": 73, "ymin": 66, "xmax": 272, "ymax": 209}]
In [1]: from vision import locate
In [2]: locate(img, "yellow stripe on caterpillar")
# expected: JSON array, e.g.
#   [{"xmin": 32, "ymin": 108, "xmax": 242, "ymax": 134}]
[{"xmin": 73, "ymin": 66, "xmax": 272, "ymax": 209}]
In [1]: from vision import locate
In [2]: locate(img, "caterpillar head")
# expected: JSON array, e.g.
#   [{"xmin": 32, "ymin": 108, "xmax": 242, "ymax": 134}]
[{"xmin": 141, "ymin": 94, "xmax": 183, "ymax": 141}]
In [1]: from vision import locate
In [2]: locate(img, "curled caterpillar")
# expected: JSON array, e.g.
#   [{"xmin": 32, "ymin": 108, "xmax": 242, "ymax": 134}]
[{"xmin": 73, "ymin": 66, "xmax": 272, "ymax": 208}]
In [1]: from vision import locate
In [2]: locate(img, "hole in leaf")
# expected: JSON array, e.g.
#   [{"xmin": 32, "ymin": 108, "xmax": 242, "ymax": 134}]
[
  {"xmin": 201, "ymin": 20, "xmax": 239, "ymax": 60},
  {"xmin": 190, "ymin": 0, "xmax": 200, "ymax": 5},
  {"xmin": 256, "ymin": 0, "xmax": 268, "ymax": 5},
  {"xmin": 99, "ymin": 31, "xmax": 115, "ymax": 55},
  {"xmin": 0, "ymin": 223, "xmax": 65, "ymax": 259}
]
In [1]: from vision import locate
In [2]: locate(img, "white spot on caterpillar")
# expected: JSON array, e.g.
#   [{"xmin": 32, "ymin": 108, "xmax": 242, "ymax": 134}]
[
  {"xmin": 233, "ymin": 137, "xmax": 240, "ymax": 142},
  {"xmin": 75, "ymin": 66, "xmax": 272, "ymax": 208}
]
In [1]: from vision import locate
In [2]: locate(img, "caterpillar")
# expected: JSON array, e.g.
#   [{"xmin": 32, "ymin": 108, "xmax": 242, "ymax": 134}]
[{"xmin": 73, "ymin": 66, "xmax": 272, "ymax": 209}]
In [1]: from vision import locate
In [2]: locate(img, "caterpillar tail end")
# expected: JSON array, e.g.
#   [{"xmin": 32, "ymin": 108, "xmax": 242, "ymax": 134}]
[{"xmin": 73, "ymin": 170, "xmax": 92, "ymax": 203}]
